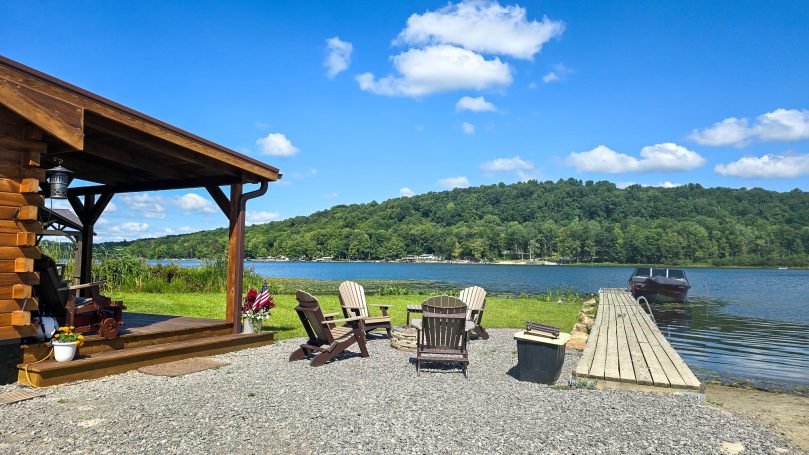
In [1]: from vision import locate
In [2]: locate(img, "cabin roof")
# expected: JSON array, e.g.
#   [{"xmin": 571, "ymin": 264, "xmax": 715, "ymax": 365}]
[{"xmin": 0, "ymin": 55, "xmax": 281, "ymax": 194}]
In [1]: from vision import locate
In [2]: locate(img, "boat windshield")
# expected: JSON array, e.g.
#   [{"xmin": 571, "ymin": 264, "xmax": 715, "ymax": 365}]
[
  {"xmin": 652, "ymin": 268, "xmax": 667, "ymax": 277},
  {"xmin": 668, "ymin": 269, "xmax": 686, "ymax": 279},
  {"xmin": 633, "ymin": 268, "xmax": 650, "ymax": 277}
]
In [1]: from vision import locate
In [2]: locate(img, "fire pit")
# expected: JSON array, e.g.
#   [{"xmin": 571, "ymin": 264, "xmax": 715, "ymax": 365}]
[{"xmin": 390, "ymin": 326, "xmax": 417, "ymax": 352}]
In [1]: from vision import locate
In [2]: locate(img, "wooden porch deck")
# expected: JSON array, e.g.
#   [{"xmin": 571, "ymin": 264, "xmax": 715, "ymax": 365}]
[
  {"xmin": 18, "ymin": 312, "xmax": 274, "ymax": 387},
  {"xmin": 574, "ymin": 288, "xmax": 702, "ymax": 391}
]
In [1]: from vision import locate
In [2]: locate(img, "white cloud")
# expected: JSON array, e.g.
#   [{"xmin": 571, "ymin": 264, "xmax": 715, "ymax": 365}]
[
  {"xmin": 688, "ymin": 117, "xmax": 752, "ymax": 147},
  {"xmin": 690, "ymin": 108, "xmax": 809, "ymax": 147},
  {"xmin": 290, "ymin": 168, "xmax": 318, "ymax": 180},
  {"xmin": 256, "ymin": 132, "xmax": 299, "ymax": 157},
  {"xmin": 399, "ymin": 187, "xmax": 416, "ymax": 197},
  {"xmin": 440, "ymin": 176, "xmax": 470, "ymax": 189},
  {"xmin": 396, "ymin": 1, "xmax": 564, "ymax": 60},
  {"xmin": 455, "ymin": 95, "xmax": 497, "ymax": 112},
  {"xmin": 246, "ymin": 210, "xmax": 281, "ymax": 225},
  {"xmin": 566, "ymin": 143, "xmax": 706, "ymax": 173},
  {"xmin": 658, "ymin": 181, "xmax": 682, "ymax": 188},
  {"xmin": 111, "ymin": 222, "xmax": 149, "ymax": 233},
  {"xmin": 118, "ymin": 193, "xmax": 165, "ymax": 218},
  {"xmin": 542, "ymin": 72, "xmax": 559, "ymax": 83},
  {"xmin": 755, "ymin": 109, "xmax": 809, "ymax": 142},
  {"xmin": 106, "ymin": 202, "xmax": 117, "ymax": 213},
  {"xmin": 324, "ymin": 36, "xmax": 353, "ymax": 78},
  {"xmin": 324, "ymin": 192, "xmax": 339, "ymax": 199},
  {"xmin": 96, "ymin": 217, "xmax": 110, "ymax": 225},
  {"xmin": 541, "ymin": 63, "xmax": 572, "ymax": 84},
  {"xmin": 461, "ymin": 122, "xmax": 475, "ymax": 134},
  {"xmin": 175, "ymin": 193, "xmax": 215, "ymax": 213},
  {"xmin": 481, "ymin": 156, "xmax": 534, "ymax": 172},
  {"xmin": 357, "ymin": 44, "xmax": 512, "ymax": 97},
  {"xmin": 178, "ymin": 226, "xmax": 193, "ymax": 233},
  {"xmin": 714, "ymin": 153, "xmax": 809, "ymax": 178}
]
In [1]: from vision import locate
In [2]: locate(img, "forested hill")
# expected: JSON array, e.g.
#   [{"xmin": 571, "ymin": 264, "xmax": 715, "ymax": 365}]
[{"xmin": 103, "ymin": 179, "xmax": 809, "ymax": 266}]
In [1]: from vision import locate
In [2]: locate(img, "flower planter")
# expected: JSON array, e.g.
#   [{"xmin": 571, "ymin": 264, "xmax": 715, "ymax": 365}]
[
  {"xmin": 52, "ymin": 341, "xmax": 78, "ymax": 362},
  {"xmin": 242, "ymin": 319, "xmax": 262, "ymax": 334}
]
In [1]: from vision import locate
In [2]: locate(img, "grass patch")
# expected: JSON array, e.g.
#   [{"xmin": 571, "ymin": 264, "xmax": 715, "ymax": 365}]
[{"xmin": 116, "ymin": 291, "xmax": 581, "ymax": 341}]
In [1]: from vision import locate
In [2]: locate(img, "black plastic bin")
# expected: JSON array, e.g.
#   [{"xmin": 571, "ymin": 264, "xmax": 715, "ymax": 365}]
[{"xmin": 513, "ymin": 331, "xmax": 570, "ymax": 384}]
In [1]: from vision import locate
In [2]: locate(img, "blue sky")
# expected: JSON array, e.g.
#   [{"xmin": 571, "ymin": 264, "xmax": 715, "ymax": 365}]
[{"xmin": 2, "ymin": 1, "xmax": 808, "ymax": 241}]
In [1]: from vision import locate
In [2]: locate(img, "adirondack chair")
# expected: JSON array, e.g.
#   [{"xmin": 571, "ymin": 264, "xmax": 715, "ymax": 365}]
[
  {"xmin": 289, "ymin": 290, "xmax": 370, "ymax": 367},
  {"xmin": 338, "ymin": 281, "xmax": 392, "ymax": 337},
  {"xmin": 34, "ymin": 255, "xmax": 125, "ymax": 339},
  {"xmin": 412, "ymin": 295, "xmax": 470, "ymax": 377},
  {"xmin": 459, "ymin": 286, "xmax": 489, "ymax": 340}
]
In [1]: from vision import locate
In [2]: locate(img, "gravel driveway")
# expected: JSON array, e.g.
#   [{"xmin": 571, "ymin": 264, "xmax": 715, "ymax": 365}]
[{"xmin": 0, "ymin": 329, "xmax": 795, "ymax": 454}]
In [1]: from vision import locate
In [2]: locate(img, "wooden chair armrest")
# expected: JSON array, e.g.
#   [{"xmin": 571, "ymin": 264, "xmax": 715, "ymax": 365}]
[
  {"xmin": 69, "ymin": 281, "xmax": 104, "ymax": 290},
  {"xmin": 323, "ymin": 312, "xmax": 340, "ymax": 319},
  {"xmin": 321, "ymin": 316, "xmax": 366, "ymax": 325},
  {"xmin": 367, "ymin": 303, "xmax": 391, "ymax": 308}
]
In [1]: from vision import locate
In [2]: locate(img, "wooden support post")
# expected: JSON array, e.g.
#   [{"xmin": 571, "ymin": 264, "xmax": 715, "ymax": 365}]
[
  {"xmin": 69, "ymin": 192, "xmax": 113, "ymax": 291},
  {"xmin": 227, "ymin": 184, "xmax": 245, "ymax": 333}
]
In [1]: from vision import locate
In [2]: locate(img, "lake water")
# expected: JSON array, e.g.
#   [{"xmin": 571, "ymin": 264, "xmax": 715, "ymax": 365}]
[{"xmin": 154, "ymin": 260, "xmax": 809, "ymax": 393}]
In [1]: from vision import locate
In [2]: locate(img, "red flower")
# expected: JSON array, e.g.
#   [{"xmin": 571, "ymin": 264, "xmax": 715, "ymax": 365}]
[{"xmin": 243, "ymin": 288, "xmax": 258, "ymax": 311}]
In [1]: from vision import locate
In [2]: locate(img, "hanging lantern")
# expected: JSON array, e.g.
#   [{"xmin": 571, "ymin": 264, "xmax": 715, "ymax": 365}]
[{"xmin": 45, "ymin": 162, "xmax": 74, "ymax": 199}]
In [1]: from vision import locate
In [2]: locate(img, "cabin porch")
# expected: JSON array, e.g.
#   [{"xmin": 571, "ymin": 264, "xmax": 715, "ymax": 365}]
[{"xmin": 18, "ymin": 312, "xmax": 274, "ymax": 387}]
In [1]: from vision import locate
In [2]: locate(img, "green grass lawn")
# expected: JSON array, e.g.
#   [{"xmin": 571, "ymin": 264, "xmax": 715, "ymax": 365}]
[{"xmin": 116, "ymin": 291, "xmax": 581, "ymax": 341}]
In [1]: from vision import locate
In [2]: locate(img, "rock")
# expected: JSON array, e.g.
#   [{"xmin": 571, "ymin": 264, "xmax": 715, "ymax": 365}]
[
  {"xmin": 389, "ymin": 326, "xmax": 417, "ymax": 352},
  {"xmin": 573, "ymin": 323, "xmax": 588, "ymax": 334},
  {"xmin": 566, "ymin": 332, "xmax": 587, "ymax": 351},
  {"xmin": 720, "ymin": 442, "xmax": 745, "ymax": 454},
  {"xmin": 578, "ymin": 313, "xmax": 594, "ymax": 327}
]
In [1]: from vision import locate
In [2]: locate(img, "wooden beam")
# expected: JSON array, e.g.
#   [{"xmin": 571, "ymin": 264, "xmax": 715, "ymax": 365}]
[
  {"xmin": 0, "ymin": 221, "xmax": 43, "ymax": 234},
  {"xmin": 0, "ymin": 310, "xmax": 30, "ymax": 326},
  {"xmin": 226, "ymin": 184, "xmax": 245, "ymax": 333},
  {"xmin": 0, "ymin": 205, "xmax": 37, "ymax": 221},
  {"xmin": 0, "ymin": 77, "xmax": 84, "ymax": 150},
  {"xmin": 205, "ymin": 185, "xmax": 231, "ymax": 217},
  {"xmin": 68, "ymin": 175, "xmax": 244, "ymax": 196},
  {"xmin": 0, "ymin": 246, "xmax": 40, "ymax": 260},
  {"xmin": 0, "ymin": 191, "xmax": 43, "ymax": 207},
  {"xmin": 0, "ymin": 232, "xmax": 36, "ymax": 246},
  {"xmin": 0, "ymin": 258, "xmax": 34, "ymax": 273},
  {"xmin": 0, "ymin": 178, "xmax": 39, "ymax": 193},
  {"xmin": 0, "ymin": 272, "xmax": 39, "ymax": 285},
  {"xmin": 0, "ymin": 284, "xmax": 31, "ymax": 299},
  {"xmin": 0, "ymin": 297, "xmax": 38, "ymax": 312},
  {"xmin": 0, "ymin": 324, "xmax": 36, "ymax": 341}
]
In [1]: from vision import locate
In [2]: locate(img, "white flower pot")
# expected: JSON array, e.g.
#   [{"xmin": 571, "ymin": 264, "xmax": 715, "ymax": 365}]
[{"xmin": 52, "ymin": 341, "xmax": 78, "ymax": 362}]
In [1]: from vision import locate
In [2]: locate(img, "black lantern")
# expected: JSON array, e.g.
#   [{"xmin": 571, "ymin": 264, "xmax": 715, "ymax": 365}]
[{"xmin": 45, "ymin": 161, "xmax": 74, "ymax": 199}]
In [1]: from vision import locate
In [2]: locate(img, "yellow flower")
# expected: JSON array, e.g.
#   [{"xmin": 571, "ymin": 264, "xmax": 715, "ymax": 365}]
[
  {"xmin": 53, "ymin": 333, "xmax": 60, "ymax": 339},
  {"xmin": 78, "ymin": 335, "xmax": 84, "ymax": 340},
  {"xmin": 69, "ymin": 326, "xmax": 75, "ymax": 330},
  {"xmin": 59, "ymin": 327, "xmax": 68, "ymax": 333}
]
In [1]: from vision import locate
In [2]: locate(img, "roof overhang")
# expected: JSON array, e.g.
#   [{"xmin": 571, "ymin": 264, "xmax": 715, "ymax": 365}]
[{"xmin": 0, "ymin": 55, "xmax": 281, "ymax": 194}]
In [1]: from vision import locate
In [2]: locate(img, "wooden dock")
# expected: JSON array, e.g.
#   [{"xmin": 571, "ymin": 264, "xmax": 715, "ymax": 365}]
[{"xmin": 575, "ymin": 288, "xmax": 702, "ymax": 391}]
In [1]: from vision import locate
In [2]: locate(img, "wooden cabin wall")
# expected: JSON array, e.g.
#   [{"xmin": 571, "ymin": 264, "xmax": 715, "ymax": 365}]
[{"xmin": 0, "ymin": 105, "xmax": 43, "ymax": 348}]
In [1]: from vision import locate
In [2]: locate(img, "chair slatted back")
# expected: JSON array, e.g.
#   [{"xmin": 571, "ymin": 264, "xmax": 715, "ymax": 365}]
[
  {"xmin": 294, "ymin": 290, "xmax": 333, "ymax": 343},
  {"xmin": 459, "ymin": 286, "xmax": 486, "ymax": 321},
  {"xmin": 34, "ymin": 256, "xmax": 68, "ymax": 319},
  {"xmin": 421, "ymin": 295, "xmax": 467, "ymax": 350},
  {"xmin": 338, "ymin": 281, "xmax": 369, "ymax": 318}
]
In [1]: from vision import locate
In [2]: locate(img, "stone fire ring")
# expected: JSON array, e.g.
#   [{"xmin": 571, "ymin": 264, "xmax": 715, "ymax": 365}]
[{"xmin": 390, "ymin": 325, "xmax": 417, "ymax": 352}]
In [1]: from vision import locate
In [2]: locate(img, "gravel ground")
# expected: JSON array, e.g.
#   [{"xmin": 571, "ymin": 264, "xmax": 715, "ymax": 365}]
[{"xmin": 0, "ymin": 329, "xmax": 796, "ymax": 454}]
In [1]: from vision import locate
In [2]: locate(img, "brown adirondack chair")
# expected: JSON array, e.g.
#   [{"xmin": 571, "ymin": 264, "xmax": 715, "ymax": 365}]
[
  {"xmin": 289, "ymin": 290, "xmax": 370, "ymax": 367},
  {"xmin": 34, "ymin": 255, "xmax": 125, "ymax": 339},
  {"xmin": 459, "ymin": 285, "xmax": 489, "ymax": 340},
  {"xmin": 412, "ymin": 295, "xmax": 470, "ymax": 377},
  {"xmin": 338, "ymin": 281, "xmax": 392, "ymax": 337}
]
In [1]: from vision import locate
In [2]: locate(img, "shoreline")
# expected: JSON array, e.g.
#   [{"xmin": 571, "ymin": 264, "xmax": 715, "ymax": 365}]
[{"xmin": 150, "ymin": 258, "xmax": 809, "ymax": 270}]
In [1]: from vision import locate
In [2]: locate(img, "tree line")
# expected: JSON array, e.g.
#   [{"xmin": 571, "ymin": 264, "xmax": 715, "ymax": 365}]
[{"xmin": 102, "ymin": 179, "xmax": 809, "ymax": 266}]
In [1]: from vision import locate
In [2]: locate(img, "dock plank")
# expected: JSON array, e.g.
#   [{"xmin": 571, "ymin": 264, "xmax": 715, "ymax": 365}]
[
  {"xmin": 614, "ymin": 300, "xmax": 636, "ymax": 383},
  {"xmin": 588, "ymin": 290, "xmax": 610, "ymax": 378},
  {"xmin": 604, "ymin": 291, "xmax": 621, "ymax": 380}
]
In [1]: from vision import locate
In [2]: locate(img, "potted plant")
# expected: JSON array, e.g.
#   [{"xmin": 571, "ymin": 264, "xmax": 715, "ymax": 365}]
[
  {"xmin": 51, "ymin": 326, "xmax": 85, "ymax": 362},
  {"xmin": 242, "ymin": 281, "xmax": 275, "ymax": 333}
]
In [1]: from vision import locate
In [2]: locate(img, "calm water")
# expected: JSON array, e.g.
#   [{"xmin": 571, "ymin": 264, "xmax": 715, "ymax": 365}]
[{"xmin": 154, "ymin": 260, "xmax": 809, "ymax": 392}]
